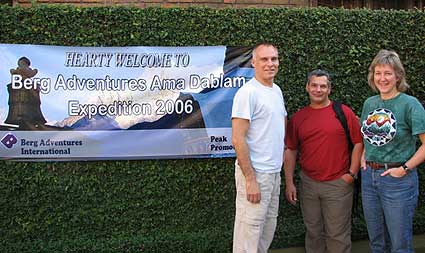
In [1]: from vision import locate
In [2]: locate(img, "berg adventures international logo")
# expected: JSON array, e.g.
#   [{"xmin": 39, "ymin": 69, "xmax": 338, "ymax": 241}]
[{"xmin": 1, "ymin": 133, "xmax": 18, "ymax": 148}]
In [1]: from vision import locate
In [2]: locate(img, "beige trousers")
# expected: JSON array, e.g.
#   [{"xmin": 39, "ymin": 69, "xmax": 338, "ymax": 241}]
[
  {"xmin": 300, "ymin": 171, "xmax": 353, "ymax": 253},
  {"xmin": 233, "ymin": 164, "xmax": 281, "ymax": 253}
]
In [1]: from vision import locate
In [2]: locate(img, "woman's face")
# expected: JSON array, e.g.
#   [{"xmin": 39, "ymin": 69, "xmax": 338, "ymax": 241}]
[{"xmin": 373, "ymin": 64, "xmax": 399, "ymax": 97}]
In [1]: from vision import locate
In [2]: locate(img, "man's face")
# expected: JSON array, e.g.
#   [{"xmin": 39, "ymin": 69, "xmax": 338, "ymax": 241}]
[
  {"xmin": 251, "ymin": 45, "xmax": 279, "ymax": 84},
  {"xmin": 306, "ymin": 75, "xmax": 331, "ymax": 105}
]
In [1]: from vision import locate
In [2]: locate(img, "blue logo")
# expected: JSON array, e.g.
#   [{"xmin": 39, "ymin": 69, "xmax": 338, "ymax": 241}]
[{"xmin": 1, "ymin": 133, "xmax": 18, "ymax": 148}]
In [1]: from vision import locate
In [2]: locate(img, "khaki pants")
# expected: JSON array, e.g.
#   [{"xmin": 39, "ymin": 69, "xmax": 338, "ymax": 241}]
[
  {"xmin": 233, "ymin": 164, "xmax": 281, "ymax": 253},
  {"xmin": 300, "ymin": 171, "xmax": 353, "ymax": 253}
]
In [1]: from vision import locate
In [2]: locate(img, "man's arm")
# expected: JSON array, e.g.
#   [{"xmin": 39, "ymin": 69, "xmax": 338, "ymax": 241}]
[
  {"xmin": 232, "ymin": 118, "xmax": 261, "ymax": 204},
  {"xmin": 282, "ymin": 117, "xmax": 287, "ymax": 163},
  {"xmin": 349, "ymin": 142, "xmax": 363, "ymax": 175},
  {"xmin": 284, "ymin": 148, "xmax": 298, "ymax": 205},
  {"xmin": 341, "ymin": 142, "xmax": 363, "ymax": 183},
  {"xmin": 342, "ymin": 106, "xmax": 364, "ymax": 182}
]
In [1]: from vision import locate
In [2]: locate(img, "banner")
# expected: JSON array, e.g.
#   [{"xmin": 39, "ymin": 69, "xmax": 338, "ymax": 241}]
[{"xmin": 0, "ymin": 44, "xmax": 254, "ymax": 161}]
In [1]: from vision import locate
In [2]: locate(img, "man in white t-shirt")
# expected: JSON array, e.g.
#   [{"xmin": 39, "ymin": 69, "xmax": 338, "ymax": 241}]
[{"xmin": 231, "ymin": 43, "xmax": 287, "ymax": 253}]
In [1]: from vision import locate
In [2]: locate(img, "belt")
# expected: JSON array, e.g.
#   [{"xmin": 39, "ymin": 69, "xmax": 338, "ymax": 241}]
[{"xmin": 366, "ymin": 161, "xmax": 404, "ymax": 170}]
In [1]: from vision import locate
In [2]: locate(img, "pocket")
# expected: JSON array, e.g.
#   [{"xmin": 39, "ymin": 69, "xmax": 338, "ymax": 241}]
[
  {"xmin": 243, "ymin": 200, "xmax": 269, "ymax": 225},
  {"xmin": 235, "ymin": 165, "xmax": 246, "ymax": 194},
  {"xmin": 387, "ymin": 172, "xmax": 405, "ymax": 179},
  {"xmin": 337, "ymin": 177, "xmax": 353, "ymax": 187},
  {"xmin": 382, "ymin": 172, "xmax": 413, "ymax": 189}
]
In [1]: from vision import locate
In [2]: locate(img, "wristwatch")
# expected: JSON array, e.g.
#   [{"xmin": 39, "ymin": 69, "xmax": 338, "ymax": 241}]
[
  {"xmin": 402, "ymin": 164, "xmax": 410, "ymax": 174},
  {"xmin": 348, "ymin": 171, "xmax": 358, "ymax": 180}
]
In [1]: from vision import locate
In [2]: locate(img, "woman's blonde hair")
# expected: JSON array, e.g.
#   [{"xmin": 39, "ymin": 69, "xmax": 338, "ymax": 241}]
[{"xmin": 367, "ymin": 49, "xmax": 409, "ymax": 92}]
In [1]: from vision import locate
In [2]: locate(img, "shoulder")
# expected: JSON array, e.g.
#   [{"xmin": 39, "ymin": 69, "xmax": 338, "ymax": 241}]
[
  {"xmin": 235, "ymin": 80, "xmax": 255, "ymax": 97},
  {"xmin": 272, "ymin": 83, "xmax": 283, "ymax": 92},
  {"xmin": 340, "ymin": 103, "xmax": 357, "ymax": 116},
  {"xmin": 239, "ymin": 78, "xmax": 256, "ymax": 90},
  {"xmin": 361, "ymin": 95, "xmax": 380, "ymax": 111},
  {"xmin": 332, "ymin": 101, "xmax": 354, "ymax": 113},
  {"xmin": 399, "ymin": 94, "xmax": 425, "ymax": 116},
  {"xmin": 364, "ymin": 95, "xmax": 379, "ymax": 104},
  {"xmin": 400, "ymin": 93, "xmax": 422, "ymax": 106},
  {"xmin": 290, "ymin": 106, "xmax": 310, "ymax": 121}
]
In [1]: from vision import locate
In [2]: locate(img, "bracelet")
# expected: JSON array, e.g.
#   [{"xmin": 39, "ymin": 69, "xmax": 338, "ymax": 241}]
[
  {"xmin": 348, "ymin": 171, "xmax": 358, "ymax": 180},
  {"xmin": 402, "ymin": 164, "xmax": 410, "ymax": 174}
]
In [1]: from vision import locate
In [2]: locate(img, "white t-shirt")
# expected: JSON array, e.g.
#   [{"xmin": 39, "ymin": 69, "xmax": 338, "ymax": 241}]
[{"xmin": 231, "ymin": 77, "xmax": 287, "ymax": 173}]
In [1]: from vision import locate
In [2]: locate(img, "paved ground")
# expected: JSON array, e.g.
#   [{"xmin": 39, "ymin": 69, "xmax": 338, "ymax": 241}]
[{"xmin": 270, "ymin": 234, "xmax": 425, "ymax": 253}]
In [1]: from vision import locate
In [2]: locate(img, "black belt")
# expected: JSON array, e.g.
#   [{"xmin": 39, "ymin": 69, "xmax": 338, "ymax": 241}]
[{"xmin": 366, "ymin": 161, "xmax": 404, "ymax": 170}]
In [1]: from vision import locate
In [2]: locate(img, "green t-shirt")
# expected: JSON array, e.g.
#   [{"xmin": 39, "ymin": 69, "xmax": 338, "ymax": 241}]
[{"xmin": 360, "ymin": 93, "xmax": 425, "ymax": 163}]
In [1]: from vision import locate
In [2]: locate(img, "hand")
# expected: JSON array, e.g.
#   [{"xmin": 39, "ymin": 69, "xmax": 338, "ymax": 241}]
[
  {"xmin": 285, "ymin": 182, "xmax": 298, "ymax": 205},
  {"xmin": 246, "ymin": 177, "xmax": 261, "ymax": 203},
  {"xmin": 380, "ymin": 166, "xmax": 407, "ymax": 178},
  {"xmin": 341, "ymin": 173, "xmax": 355, "ymax": 184},
  {"xmin": 361, "ymin": 156, "xmax": 367, "ymax": 170}
]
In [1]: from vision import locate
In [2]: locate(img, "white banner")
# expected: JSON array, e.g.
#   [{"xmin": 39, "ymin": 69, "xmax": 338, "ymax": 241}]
[{"xmin": 0, "ymin": 44, "xmax": 254, "ymax": 160}]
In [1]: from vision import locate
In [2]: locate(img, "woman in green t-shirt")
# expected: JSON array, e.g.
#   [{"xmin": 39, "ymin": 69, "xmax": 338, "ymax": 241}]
[{"xmin": 360, "ymin": 49, "xmax": 425, "ymax": 253}]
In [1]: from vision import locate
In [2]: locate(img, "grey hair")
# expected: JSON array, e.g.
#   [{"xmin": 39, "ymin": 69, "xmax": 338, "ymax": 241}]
[
  {"xmin": 252, "ymin": 42, "xmax": 277, "ymax": 60},
  {"xmin": 307, "ymin": 69, "xmax": 331, "ymax": 86}
]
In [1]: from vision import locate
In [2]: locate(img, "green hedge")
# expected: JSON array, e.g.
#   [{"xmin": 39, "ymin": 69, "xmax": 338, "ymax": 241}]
[{"xmin": 1, "ymin": 5, "xmax": 425, "ymax": 252}]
